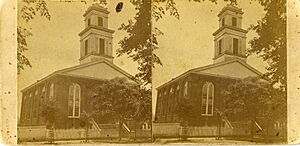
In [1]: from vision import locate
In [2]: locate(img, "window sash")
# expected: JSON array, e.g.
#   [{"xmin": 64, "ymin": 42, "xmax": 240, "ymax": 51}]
[
  {"xmin": 99, "ymin": 38, "xmax": 105, "ymax": 55},
  {"xmin": 68, "ymin": 84, "xmax": 81, "ymax": 118},
  {"xmin": 88, "ymin": 18, "xmax": 91, "ymax": 26},
  {"xmin": 49, "ymin": 83, "xmax": 54, "ymax": 99},
  {"xmin": 98, "ymin": 17, "xmax": 103, "ymax": 26},
  {"xmin": 201, "ymin": 82, "xmax": 214, "ymax": 116},
  {"xmin": 232, "ymin": 17, "xmax": 237, "ymax": 27},
  {"xmin": 218, "ymin": 39, "xmax": 222, "ymax": 55},
  {"xmin": 233, "ymin": 38, "xmax": 239, "ymax": 54},
  {"xmin": 184, "ymin": 82, "xmax": 188, "ymax": 98},
  {"xmin": 85, "ymin": 39, "xmax": 89, "ymax": 55}
]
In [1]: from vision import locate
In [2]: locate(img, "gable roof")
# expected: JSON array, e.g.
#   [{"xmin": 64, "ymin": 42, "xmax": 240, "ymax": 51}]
[
  {"xmin": 21, "ymin": 59, "xmax": 138, "ymax": 92},
  {"xmin": 156, "ymin": 58, "xmax": 264, "ymax": 90}
]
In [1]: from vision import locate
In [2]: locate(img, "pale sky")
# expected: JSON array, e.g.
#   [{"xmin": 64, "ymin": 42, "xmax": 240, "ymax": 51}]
[
  {"xmin": 152, "ymin": 0, "xmax": 267, "ymax": 118},
  {"xmin": 17, "ymin": 0, "xmax": 139, "ymax": 118}
]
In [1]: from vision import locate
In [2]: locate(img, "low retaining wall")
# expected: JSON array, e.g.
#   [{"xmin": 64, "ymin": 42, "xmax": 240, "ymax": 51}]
[
  {"xmin": 18, "ymin": 124, "xmax": 150, "ymax": 142},
  {"xmin": 18, "ymin": 126, "xmax": 47, "ymax": 142},
  {"xmin": 153, "ymin": 123, "xmax": 181, "ymax": 138},
  {"xmin": 153, "ymin": 123, "xmax": 234, "ymax": 138}
]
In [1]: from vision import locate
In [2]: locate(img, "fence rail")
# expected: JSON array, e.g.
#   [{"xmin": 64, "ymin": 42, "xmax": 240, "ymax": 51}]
[{"xmin": 18, "ymin": 124, "xmax": 151, "ymax": 142}]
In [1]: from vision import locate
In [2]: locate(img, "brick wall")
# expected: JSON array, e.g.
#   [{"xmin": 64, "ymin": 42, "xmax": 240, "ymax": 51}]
[{"xmin": 155, "ymin": 73, "xmax": 236, "ymax": 126}]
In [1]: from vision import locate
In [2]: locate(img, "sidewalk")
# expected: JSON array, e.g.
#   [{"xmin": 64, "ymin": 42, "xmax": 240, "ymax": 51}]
[
  {"xmin": 153, "ymin": 137, "xmax": 264, "ymax": 144},
  {"xmin": 19, "ymin": 138, "xmax": 153, "ymax": 145}
]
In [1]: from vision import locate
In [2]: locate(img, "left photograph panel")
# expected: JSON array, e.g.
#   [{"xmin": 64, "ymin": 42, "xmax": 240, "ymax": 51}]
[{"xmin": 17, "ymin": 0, "xmax": 152, "ymax": 144}]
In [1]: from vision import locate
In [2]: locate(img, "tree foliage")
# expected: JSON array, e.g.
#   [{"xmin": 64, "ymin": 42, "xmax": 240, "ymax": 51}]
[
  {"xmin": 118, "ymin": 0, "xmax": 162, "ymax": 86},
  {"xmin": 90, "ymin": 77, "xmax": 151, "ymax": 124},
  {"xmin": 224, "ymin": 77, "xmax": 286, "ymax": 124},
  {"xmin": 249, "ymin": 0, "xmax": 286, "ymax": 88},
  {"xmin": 174, "ymin": 98, "xmax": 196, "ymax": 125},
  {"xmin": 41, "ymin": 98, "xmax": 63, "ymax": 128},
  {"xmin": 18, "ymin": 0, "xmax": 51, "ymax": 74},
  {"xmin": 17, "ymin": 27, "xmax": 32, "ymax": 74}
]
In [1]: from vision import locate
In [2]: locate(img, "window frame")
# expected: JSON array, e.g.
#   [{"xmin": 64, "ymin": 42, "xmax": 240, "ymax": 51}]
[
  {"xmin": 68, "ymin": 83, "xmax": 81, "ymax": 118},
  {"xmin": 84, "ymin": 39, "xmax": 89, "ymax": 56},
  {"xmin": 98, "ymin": 17, "xmax": 103, "ymax": 26},
  {"xmin": 99, "ymin": 38, "xmax": 105, "ymax": 55},
  {"xmin": 232, "ymin": 17, "xmax": 237, "ymax": 27},
  {"xmin": 233, "ymin": 38, "xmax": 239, "ymax": 55},
  {"xmin": 88, "ymin": 18, "xmax": 91, "ymax": 26},
  {"xmin": 201, "ymin": 82, "xmax": 214, "ymax": 116},
  {"xmin": 218, "ymin": 39, "xmax": 222, "ymax": 55},
  {"xmin": 49, "ymin": 83, "xmax": 54, "ymax": 99},
  {"xmin": 183, "ymin": 81, "xmax": 188, "ymax": 98}
]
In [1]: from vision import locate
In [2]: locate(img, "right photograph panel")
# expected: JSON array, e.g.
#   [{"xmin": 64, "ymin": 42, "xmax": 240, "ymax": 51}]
[{"xmin": 152, "ymin": 0, "xmax": 287, "ymax": 144}]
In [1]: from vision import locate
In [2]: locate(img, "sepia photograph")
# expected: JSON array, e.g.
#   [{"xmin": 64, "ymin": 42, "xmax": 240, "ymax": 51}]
[
  {"xmin": 152, "ymin": 0, "xmax": 287, "ymax": 144},
  {"xmin": 1, "ymin": 0, "xmax": 300, "ymax": 144},
  {"xmin": 17, "ymin": 0, "xmax": 152, "ymax": 144}
]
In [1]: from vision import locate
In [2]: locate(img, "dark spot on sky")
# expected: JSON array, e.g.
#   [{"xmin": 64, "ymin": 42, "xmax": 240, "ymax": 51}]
[{"xmin": 116, "ymin": 2, "xmax": 123, "ymax": 13}]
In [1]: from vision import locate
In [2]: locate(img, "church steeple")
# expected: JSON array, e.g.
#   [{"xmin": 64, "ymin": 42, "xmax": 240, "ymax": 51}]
[
  {"xmin": 79, "ymin": 4, "xmax": 115, "ymax": 64},
  {"xmin": 212, "ymin": 4, "xmax": 248, "ymax": 63}
]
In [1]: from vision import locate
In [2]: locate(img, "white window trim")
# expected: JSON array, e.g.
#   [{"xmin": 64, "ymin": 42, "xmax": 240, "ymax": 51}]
[
  {"xmin": 184, "ymin": 81, "xmax": 188, "ymax": 98},
  {"xmin": 201, "ymin": 82, "xmax": 214, "ymax": 116},
  {"xmin": 49, "ymin": 83, "xmax": 54, "ymax": 99},
  {"xmin": 68, "ymin": 83, "xmax": 81, "ymax": 119}
]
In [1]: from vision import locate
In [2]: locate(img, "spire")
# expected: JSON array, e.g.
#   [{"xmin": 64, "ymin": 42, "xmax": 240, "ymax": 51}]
[
  {"xmin": 212, "ymin": 4, "xmax": 248, "ymax": 64},
  {"xmin": 78, "ymin": 4, "xmax": 115, "ymax": 64}
]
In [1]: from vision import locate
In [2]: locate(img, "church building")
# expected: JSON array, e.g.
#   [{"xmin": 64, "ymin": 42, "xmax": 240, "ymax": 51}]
[
  {"xmin": 19, "ymin": 4, "xmax": 137, "ymax": 129},
  {"xmin": 155, "ymin": 4, "xmax": 264, "ymax": 127}
]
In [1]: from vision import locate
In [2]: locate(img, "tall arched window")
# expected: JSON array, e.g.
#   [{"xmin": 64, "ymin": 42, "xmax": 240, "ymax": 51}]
[
  {"xmin": 183, "ymin": 81, "xmax": 188, "ymax": 98},
  {"xmin": 68, "ymin": 83, "xmax": 81, "ymax": 118},
  {"xmin": 49, "ymin": 83, "xmax": 54, "ymax": 99},
  {"xmin": 42, "ymin": 86, "xmax": 46, "ymax": 99},
  {"xmin": 201, "ymin": 82, "xmax": 214, "ymax": 116}
]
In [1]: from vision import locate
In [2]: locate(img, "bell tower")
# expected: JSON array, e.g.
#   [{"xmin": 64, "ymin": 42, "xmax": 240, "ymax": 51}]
[
  {"xmin": 79, "ymin": 4, "xmax": 115, "ymax": 64},
  {"xmin": 212, "ymin": 4, "xmax": 248, "ymax": 63}
]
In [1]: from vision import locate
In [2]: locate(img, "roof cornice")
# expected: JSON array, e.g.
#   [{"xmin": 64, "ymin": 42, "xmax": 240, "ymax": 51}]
[
  {"xmin": 213, "ymin": 25, "xmax": 248, "ymax": 36},
  {"xmin": 83, "ymin": 5, "xmax": 109, "ymax": 17},
  {"xmin": 21, "ymin": 59, "xmax": 140, "ymax": 92},
  {"xmin": 156, "ymin": 59, "xmax": 265, "ymax": 90},
  {"xmin": 79, "ymin": 26, "xmax": 115, "ymax": 36},
  {"xmin": 218, "ymin": 5, "xmax": 243, "ymax": 17}
]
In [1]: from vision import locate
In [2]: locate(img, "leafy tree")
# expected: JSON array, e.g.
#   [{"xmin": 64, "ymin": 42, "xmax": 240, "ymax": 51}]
[
  {"xmin": 223, "ymin": 77, "xmax": 286, "ymax": 137},
  {"xmin": 41, "ymin": 98, "xmax": 62, "ymax": 128},
  {"xmin": 18, "ymin": 0, "xmax": 50, "ymax": 74},
  {"xmin": 174, "ymin": 98, "xmax": 195, "ymax": 140},
  {"xmin": 249, "ymin": 0, "xmax": 287, "ymax": 88},
  {"xmin": 118, "ymin": 0, "xmax": 162, "ymax": 86},
  {"xmin": 89, "ymin": 77, "xmax": 151, "ymax": 136},
  {"xmin": 175, "ymin": 98, "xmax": 195, "ymax": 126}
]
